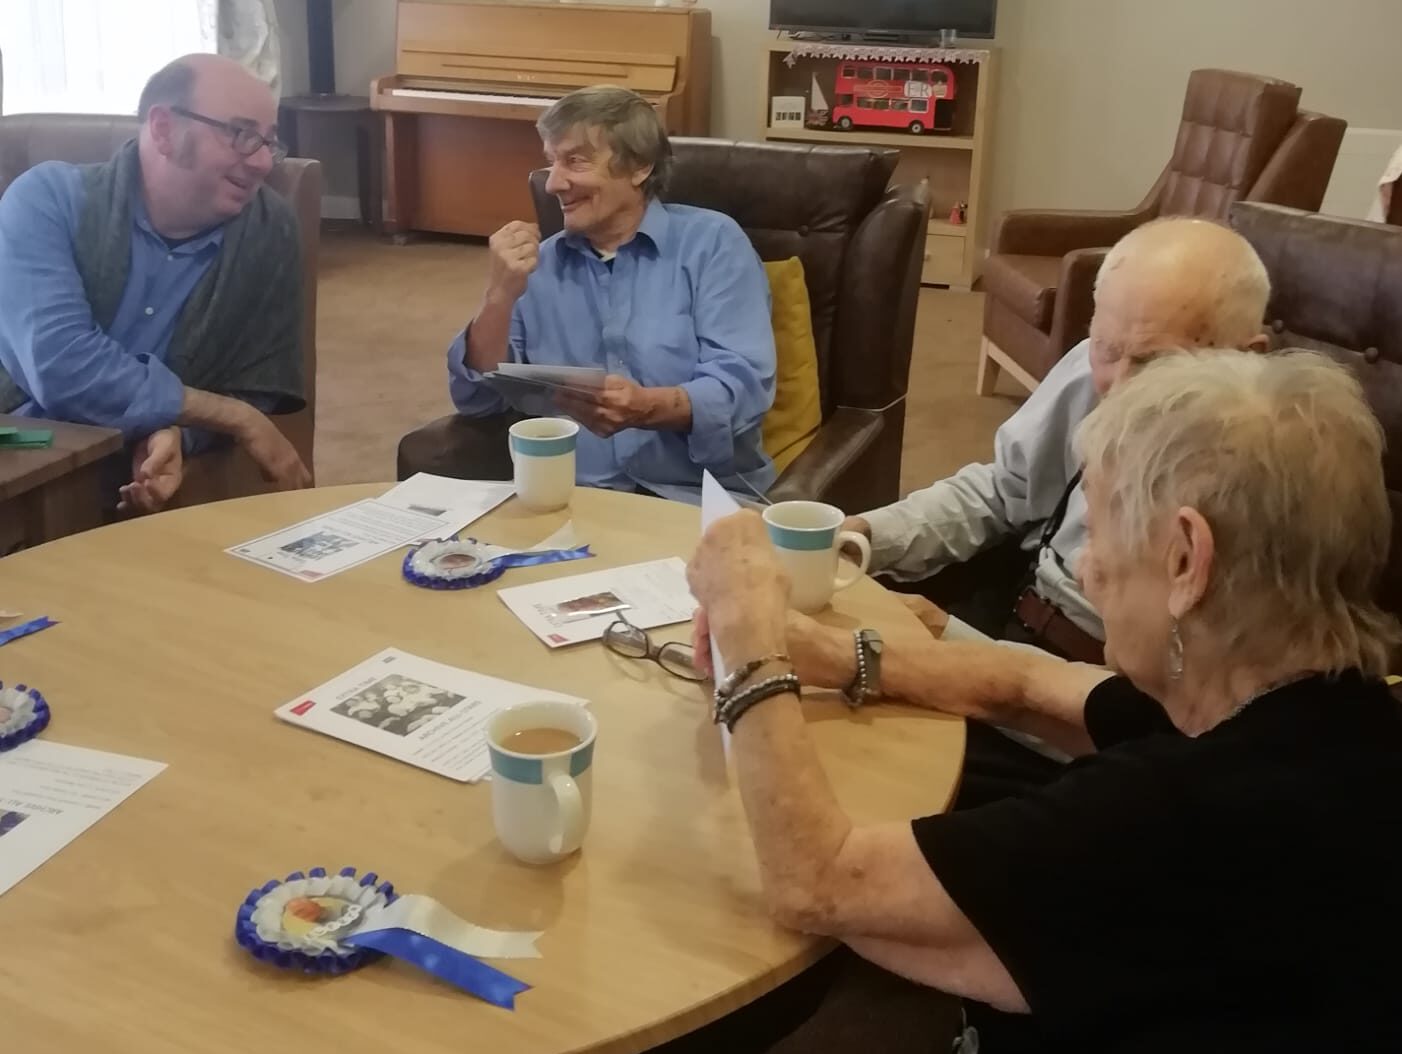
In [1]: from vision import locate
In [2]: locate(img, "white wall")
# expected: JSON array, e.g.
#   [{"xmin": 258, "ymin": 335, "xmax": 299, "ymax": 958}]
[{"xmin": 291, "ymin": 0, "xmax": 1402, "ymax": 220}]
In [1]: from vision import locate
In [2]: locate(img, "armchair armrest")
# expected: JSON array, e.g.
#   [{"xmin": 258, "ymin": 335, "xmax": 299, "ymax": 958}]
[
  {"xmin": 1047, "ymin": 246, "xmax": 1111, "ymax": 360},
  {"xmin": 1247, "ymin": 111, "xmax": 1347, "ymax": 213},
  {"xmin": 767, "ymin": 406, "xmax": 885, "ymax": 504},
  {"xmin": 991, "ymin": 207, "xmax": 1153, "ymax": 260},
  {"xmin": 396, "ymin": 411, "xmax": 523, "ymax": 482}
]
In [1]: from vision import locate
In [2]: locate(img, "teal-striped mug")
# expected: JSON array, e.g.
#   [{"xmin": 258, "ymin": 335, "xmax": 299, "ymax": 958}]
[
  {"xmin": 487, "ymin": 701, "xmax": 597, "ymax": 865},
  {"xmin": 508, "ymin": 418, "xmax": 579, "ymax": 512},
  {"xmin": 762, "ymin": 500, "xmax": 872, "ymax": 614}
]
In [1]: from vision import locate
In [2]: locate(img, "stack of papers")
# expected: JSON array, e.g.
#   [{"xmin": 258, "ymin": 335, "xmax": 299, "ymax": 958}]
[
  {"xmin": 274, "ymin": 648, "xmax": 585, "ymax": 782},
  {"xmin": 485, "ymin": 364, "xmax": 606, "ymax": 413}
]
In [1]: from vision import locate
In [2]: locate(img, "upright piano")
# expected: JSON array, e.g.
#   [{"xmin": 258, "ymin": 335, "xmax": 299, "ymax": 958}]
[{"xmin": 372, "ymin": 1, "xmax": 711, "ymax": 237}]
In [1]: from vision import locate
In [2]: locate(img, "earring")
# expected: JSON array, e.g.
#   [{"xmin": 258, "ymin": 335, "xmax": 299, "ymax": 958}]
[{"xmin": 1168, "ymin": 618, "xmax": 1184, "ymax": 681}]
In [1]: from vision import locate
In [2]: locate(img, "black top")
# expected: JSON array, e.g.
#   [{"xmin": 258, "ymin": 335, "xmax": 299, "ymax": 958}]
[{"xmin": 912, "ymin": 671, "xmax": 1402, "ymax": 1052}]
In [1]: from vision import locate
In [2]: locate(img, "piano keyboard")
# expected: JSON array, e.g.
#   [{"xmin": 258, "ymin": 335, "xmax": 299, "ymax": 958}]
[{"xmin": 389, "ymin": 88, "xmax": 558, "ymax": 107}]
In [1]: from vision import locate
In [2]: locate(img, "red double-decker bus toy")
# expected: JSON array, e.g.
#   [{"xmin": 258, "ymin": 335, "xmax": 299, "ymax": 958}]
[{"xmin": 831, "ymin": 60, "xmax": 957, "ymax": 135}]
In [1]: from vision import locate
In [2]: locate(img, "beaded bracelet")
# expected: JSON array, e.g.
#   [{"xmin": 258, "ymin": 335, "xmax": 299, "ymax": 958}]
[
  {"xmin": 714, "ymin": 673, "xmax": 802, "ymax": 732},
  {"xmin": 714, "ymin": 653, "xmax": 790, "ymax": 703}
]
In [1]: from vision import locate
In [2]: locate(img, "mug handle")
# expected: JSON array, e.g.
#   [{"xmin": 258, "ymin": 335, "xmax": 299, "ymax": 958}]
[
  {"xmin": 547, "ymin": 770, "xmax": 585, "ymax": 856},
  {"xmin": 833, "ymin": 531, "xmax": 872, "ymax": 592}
]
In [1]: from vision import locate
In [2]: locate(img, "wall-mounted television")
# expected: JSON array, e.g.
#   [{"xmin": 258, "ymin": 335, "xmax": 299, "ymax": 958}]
[{"xmin": 769, "ymin": 0, "xmax": 998, "ymax": 40}]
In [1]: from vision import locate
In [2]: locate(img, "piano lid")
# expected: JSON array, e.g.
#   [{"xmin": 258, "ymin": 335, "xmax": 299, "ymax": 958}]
[{"xmin": 391, "ymin": 1, "xmax": 702, "ymax": 97}]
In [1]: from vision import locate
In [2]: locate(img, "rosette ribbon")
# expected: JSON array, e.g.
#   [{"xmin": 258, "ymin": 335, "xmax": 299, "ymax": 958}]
[
  {"xmin": 235, "ymin": 867, "xmax": 537, "ymax": 1008},
  {"xmin": 0, "ymin": 681, "xmax": 50, "ymax": 751},
  {"xmin": 402, "ymin": 537, "xmax": 592, "ymax": 591}
]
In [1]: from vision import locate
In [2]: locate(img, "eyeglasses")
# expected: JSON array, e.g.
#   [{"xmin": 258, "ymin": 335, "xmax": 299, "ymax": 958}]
[
  {"xmin": 602, "ymin": 614, "xmax": 703, "ymax": 682},
  {"xmin": 170, "ymin": 106, "xmax": 287, "ymax": 163}
]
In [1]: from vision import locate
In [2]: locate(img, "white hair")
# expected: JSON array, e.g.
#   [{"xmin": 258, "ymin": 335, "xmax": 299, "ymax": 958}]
[
  {"xmin": 1075, "ymin": 349, "xmax": 1398, "ymax": 676},
  {"xmin": 1095, "ymin": 217, "xmax": 1272, "ymax": 350}
]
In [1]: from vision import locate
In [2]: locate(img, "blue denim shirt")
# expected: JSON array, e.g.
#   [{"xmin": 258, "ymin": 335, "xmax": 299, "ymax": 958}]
[
  {"xmin": 0, "ymin": 161, "xmax": 252, "ymax": 454},
  {"xmin": 449, "ymin": 199, "xmax": 777, "ymax": 501}
]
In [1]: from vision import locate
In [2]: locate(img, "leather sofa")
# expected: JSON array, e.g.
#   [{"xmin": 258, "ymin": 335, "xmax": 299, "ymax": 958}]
[
  {"xmin": 979, "ymin": 69, "xmax": 1346, "ymax": 394},
  {"xmin": 0, "ymin": 112, "xmax": 321, "ymax": 503},
  {"xmin": 1229, "ymin": 202, "xmax": 1402, "ymax": 624},
  {"xmin": 398, "ymin": 138, "xmax": 930, "ymax": 511}
]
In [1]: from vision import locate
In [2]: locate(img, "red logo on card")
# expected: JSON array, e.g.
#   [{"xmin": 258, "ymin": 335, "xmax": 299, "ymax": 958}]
[{"xmin": 291, "ymin": 699, "xmax": 316, "ymax": 716}]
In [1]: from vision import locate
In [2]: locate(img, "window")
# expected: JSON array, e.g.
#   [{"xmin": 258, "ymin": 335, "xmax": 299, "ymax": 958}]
[
  {"xmin": 857, "ymin": 98, "xmax": 873, "ymax": 109},
  {"xmin": 911, "ymin": 70, "xmax": 929, "ymax": 82},
  {"xmin": 893, "ymin": 69, "xmax": 910, "ymax": 81},
  {"xmin": 910, "ymin": 99, "xmax": 929, "ymax": 113},
  {"xmin": 874, "ymin": 99, "xmax": 889, "ymax": 110},
  {"xmin": 857, "ymin": 66, "xmax": 873, "ymax": 79},
  {"xmin": 841, "ymin": 65, "xmax": 855, "ymax": 78},
  {"xmin": 893, "ymin": 100, "xmax": 909, "ymax": 111},
  {"xmin": 874, "ymin": 68, "xmax": 892, "ymax": 81},
  {"xmin": 1, "ymin": 0, "xmax": 216, "ymax": 115},
  {"xmin": 837, "ymin": 94, "xmax": 853, "ymax": 106}
]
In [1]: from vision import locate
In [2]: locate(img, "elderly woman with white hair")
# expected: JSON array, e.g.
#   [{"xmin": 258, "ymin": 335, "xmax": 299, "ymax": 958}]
[{"xmin": 683, "ymin": 350, "xmax": 1402, "ymax": 1051}]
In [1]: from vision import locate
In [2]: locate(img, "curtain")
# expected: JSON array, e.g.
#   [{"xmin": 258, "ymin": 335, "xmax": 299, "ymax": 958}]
[
  {"xmin": 199, "ymin": 0, "xmax": 282, "ymax": 99},
  {"xmin": 0, "ymin": 0, "xmax": 215, "ymax": 115}
]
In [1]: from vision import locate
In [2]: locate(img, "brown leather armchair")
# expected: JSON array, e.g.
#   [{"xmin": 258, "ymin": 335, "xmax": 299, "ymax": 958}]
[
  {"xmin": 398, "ymin": 139, "xmax": 930, "ymax": 510},
  {"xmin": 0, "ymin": 112, "xmax": 321, "ymax": 503},
  {"xmin": 978, "ymin": 69, "xmax": 1346, "ymax": 394},
  {"xmin": 1228, "ymin": 202, "xmax": 1402, "ymax": 626}
]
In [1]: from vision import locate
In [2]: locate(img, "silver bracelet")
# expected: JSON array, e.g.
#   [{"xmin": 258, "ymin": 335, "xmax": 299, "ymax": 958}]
[{"xmin": 714, "ymin": 673, "xmax": 801, "ymax": 732}]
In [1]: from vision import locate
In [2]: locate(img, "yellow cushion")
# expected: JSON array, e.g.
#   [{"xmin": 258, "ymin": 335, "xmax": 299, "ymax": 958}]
[
  {"xmin": 761, "ymin": 257, "xmax": 823, "ymax": 473},
  {"xmin": 1389, "ymin": 675, "xmax": 1401, "ymax": 686}
]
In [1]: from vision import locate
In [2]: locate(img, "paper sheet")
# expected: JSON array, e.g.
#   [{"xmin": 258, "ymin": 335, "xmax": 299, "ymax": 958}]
[
  {"xmin": 273, "ymin": 648, "xmax": 586, "ymax": 782},
  {"xmin": 0, "ymin": 741, "xmax": 166, "ymax": 898},
  {"xmin": 497, "ymin": 557, "xmax": 696, "ymax": 648},
  {"xmin": 701, "ymin": 471, "xmax": 742, "ymax": 758},
  {"xmin": 380, "ymin": 474, "xmax": 515, "ymax": 540},
  {"xmin": 228, "ymin": 480, "xmax": 516, "ymax": 582}
]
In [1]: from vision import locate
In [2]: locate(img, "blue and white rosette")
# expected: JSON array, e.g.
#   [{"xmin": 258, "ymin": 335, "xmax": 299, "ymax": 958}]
[
  {"xmin": 0, "ymin": 681, "xmax": 50, "ymax": 752},
  {"xmin": 402, "ymin": 537, "xmax": 592, "ymax": 591},
  {"xmin": 235, "ymin": 867, "xmax": 538, "ymax": 1007}
]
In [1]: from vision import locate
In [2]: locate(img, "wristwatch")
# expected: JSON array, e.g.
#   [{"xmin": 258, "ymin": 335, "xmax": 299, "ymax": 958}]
[{"xmin": 843, "ymin": 628, "xmax": 883, "ymax": 708}]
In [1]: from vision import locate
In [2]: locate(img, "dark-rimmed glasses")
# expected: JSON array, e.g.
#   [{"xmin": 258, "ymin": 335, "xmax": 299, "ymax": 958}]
[
  {"xmin": 602, "ymin": 613, "xmax": 703, "ymax": 682},
  {"xmin": 171, "ymin": 106, "xmax": 287, "ymax": 163}
]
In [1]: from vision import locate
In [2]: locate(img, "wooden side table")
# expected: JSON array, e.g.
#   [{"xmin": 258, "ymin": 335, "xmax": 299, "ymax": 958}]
[
  {"xmin": 278, "ymin": 93, "xmax": 382, "ymax": 229},
  {"xmin": 0, "ymin": 414, "xmax": 121, "ymax": 555}
]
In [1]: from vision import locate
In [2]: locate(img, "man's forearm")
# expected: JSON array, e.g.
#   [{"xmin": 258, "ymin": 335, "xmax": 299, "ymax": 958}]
[
  {"xmin": 464, "ymin": 296, "xmax": 515, "ymax": 375},
  {"xmin": 636, "ymin": 386, "xmax": 692, "ymax": 431},
  {"xmin": 177, "ymin": 387, "xmax": 258, "ymax": 439}
]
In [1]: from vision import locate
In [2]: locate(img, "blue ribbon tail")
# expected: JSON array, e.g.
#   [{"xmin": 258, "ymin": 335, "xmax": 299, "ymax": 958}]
[
  {"xmin": 344, "ymin": 928, "xmax": 531, "ymax": 1008},
  {"xmin": 495, "ymin": 544, "xmax": 592, "ymax": 571},
  {"xmin": 0, "ymin": 617, "xmax": 57, "ymax": 647}
]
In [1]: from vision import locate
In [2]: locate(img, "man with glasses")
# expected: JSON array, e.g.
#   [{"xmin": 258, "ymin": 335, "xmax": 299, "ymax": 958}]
[{"xmin": 0, "ymin": 53, "xmax": 310, "ymax": 513}]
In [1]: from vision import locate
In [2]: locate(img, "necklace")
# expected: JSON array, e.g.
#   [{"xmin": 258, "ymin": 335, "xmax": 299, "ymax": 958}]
[{"xmin": 1223, "ymin": 671, "xmax": 1319, "ymax": 722}]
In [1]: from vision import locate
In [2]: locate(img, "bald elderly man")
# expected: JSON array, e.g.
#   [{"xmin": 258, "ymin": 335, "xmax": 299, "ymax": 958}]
[
  {"xmin": 0, "ymin": 54, "xmax": 310, "ymax": 513},
  {"xmin": 831, "ymin": 219, "xmax": 1272, "ymax": 804}
]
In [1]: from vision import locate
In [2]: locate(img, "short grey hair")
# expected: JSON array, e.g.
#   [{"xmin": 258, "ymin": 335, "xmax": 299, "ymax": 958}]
[
  {"xmin": 1076, "ymin": 349, "xmax": 1398, "ymax": 676},
  {"xmin": 1095, "ymin": 217, "xmax": 1272, "ymax": 350},
  {"xmin": 537, "ymin": 85, "xmax": 673, "ymax": 198}
]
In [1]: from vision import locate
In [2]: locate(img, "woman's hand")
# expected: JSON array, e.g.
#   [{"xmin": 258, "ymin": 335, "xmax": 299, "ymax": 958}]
[{"xmin": 686, "ymin": 511, "xmax": 790, "ymax": 670}]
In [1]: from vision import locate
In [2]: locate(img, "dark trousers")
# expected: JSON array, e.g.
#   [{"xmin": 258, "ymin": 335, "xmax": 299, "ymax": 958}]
[
  {"xmin": 649, "ymin": 947, "xmax": 965, "ymax": 1054},
  {"xmin": 882, "ymin": 536, "xmax": 1070, "ymax": 811}
]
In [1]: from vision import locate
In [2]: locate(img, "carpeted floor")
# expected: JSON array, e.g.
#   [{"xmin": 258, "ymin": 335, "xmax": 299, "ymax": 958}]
[{"xmin": 312, "ymin": 227, "xmax": 1023, "ymax": 497}]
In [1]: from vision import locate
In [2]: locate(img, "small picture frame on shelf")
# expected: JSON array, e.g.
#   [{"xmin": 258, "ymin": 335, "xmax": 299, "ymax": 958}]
[{"xmin": 770, "ymin": 95, "xmax": 806, "ymax": 129}]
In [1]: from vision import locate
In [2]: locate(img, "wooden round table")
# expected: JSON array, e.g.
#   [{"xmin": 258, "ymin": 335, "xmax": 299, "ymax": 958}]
[{"xmin": 0, "ymin": 485, "xmax": 964, "ymax": 1054}]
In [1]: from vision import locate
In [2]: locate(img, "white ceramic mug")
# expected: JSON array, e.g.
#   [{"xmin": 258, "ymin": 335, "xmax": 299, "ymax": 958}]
[
  {"xmin": 762, "ymin": 500, "xmax": 872, "ymax": 614},
  {"xmin": 509, "ymin": 418, "xmax": 578, "ymax": 512},
  {"xmin": 486, "ymin": 701, "xmax": 597, "ymax": 865}
]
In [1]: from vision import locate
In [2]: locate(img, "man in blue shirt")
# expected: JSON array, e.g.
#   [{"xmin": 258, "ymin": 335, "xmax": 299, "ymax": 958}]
[
  {"xmin": 0, "ymin": 54, "xmax": 310, "ymax": 513},
  {"xmin": 448, "ymin": 86, "xmax": 776, "ymax": 501}
]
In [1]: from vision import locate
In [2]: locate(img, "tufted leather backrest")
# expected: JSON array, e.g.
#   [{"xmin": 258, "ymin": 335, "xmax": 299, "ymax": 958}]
[
  {"xmin": 1231, "ymin": 203, "xmax": 1402, "ymax": 620},
  {"xmin": 1157, "ymin": 70, "xmax": 1301, "ymax": 220},
  {"xmin": 530, "ymin": 138, "xmax": 900, "ymax": 416}
]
